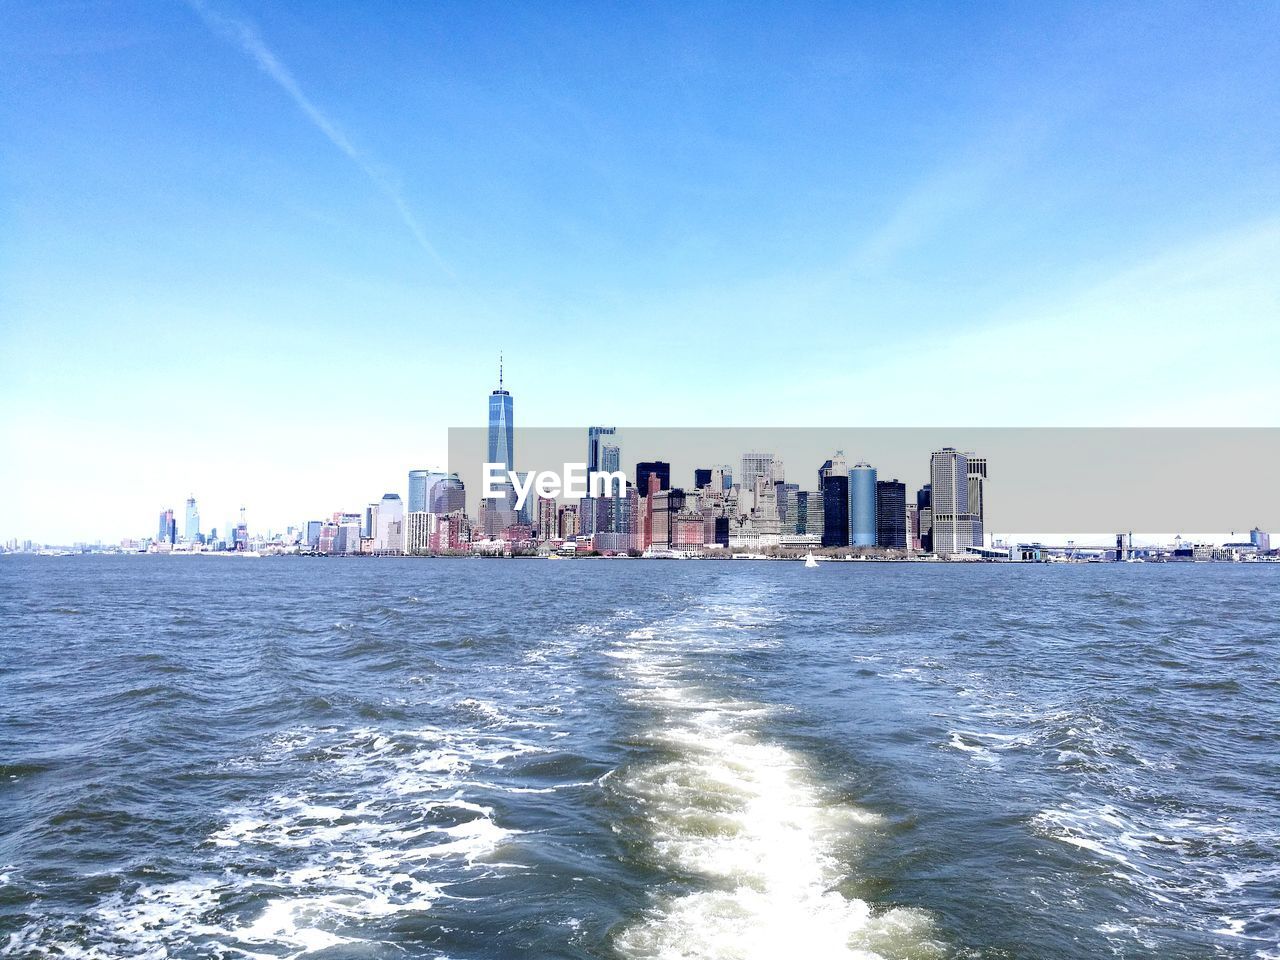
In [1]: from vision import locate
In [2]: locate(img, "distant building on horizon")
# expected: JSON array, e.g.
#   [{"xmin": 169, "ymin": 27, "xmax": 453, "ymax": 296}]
[
  {"xmin": 158, "ymin": 508, "xmax": 175, "ymax": 545},
  {"xmin": 184, "ymin": 497, "xmax": 200, "ymax": 543}
]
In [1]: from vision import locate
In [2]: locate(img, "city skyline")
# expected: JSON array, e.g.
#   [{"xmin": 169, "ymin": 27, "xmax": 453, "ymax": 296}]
[
  {"xmin": 4, "ymin": 354, "xmax": 1278, "ymax": 546},
  {"xmin": 4, "ymin": 356, "xmax": 1280, "ymax": 547},
  {"xmin": 10, "ymin": 363, "xmax": 1276, "ymax": 555},
  {"xmin": 3, "ymin": 2, "xmax": 1279, "ymax": 542}
]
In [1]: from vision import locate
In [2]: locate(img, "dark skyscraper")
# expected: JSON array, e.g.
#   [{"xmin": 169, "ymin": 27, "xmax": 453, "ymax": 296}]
[
  {"xmin": 820, "ymin": 475, "xmax": 848, "ymax": 547},
  {"xmin": 693, "ymin": 468, "xmax": 712, "ymax": 489},
  {"xmin": 636, "ymin": 461, "xmax": 670, "ymax": 496},
  {"xmin": 916, "ymin": 482, "xmax": 933, "ymax": 552},
  {"xmin": 819, "ymin": 454, "xmax": 849, "ymax": 548},
  {"xmin": 876, "ymin": 479, "xmax": 907, "ymax": 550},
  {"xmin": 916, "ymin": 483, "xmax": 932, "ymax": 511}
]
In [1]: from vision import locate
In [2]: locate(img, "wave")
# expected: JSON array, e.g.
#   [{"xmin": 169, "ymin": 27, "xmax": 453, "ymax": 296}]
[{"xmin": 9, "ymin": 724, "xmax": 540, "ymax": 958}]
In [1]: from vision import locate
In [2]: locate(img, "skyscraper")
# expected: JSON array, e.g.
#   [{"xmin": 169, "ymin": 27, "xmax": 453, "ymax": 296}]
[
  {"xmin": 740, "ymin": 452, "xmax": 774, "ymax": 492},
  {"xmin": 635, "ymin": 461, "xmax": 670, "ymax": 496},
  {"xmin": 930, "ymin": 448, "xmax": 975, "ymax": 558},
  {"xmin": 693, "ymin": 468, "xmax": 712, "ymax": 490},
  {"xmin": 488, "ymin": 356, "xmax": 514, "ymax": 472},
  {"xmin": 797, "ymin": 489, "xmax": 824, "ymax": 539},
  {"xmin": 849, "ymin": 463, "xmax": 877, "ymax": 547},
  {"xmin": 916, "ymin": 483, "xmax": 933, "ymax": 553},
  {"xmin": 819, "ymin": 453, "xmax": 849, "ymax": 548},
  {"xmin": 536, "ymin": 496, "xmax": 558, "ymax": 542},
  {"xmin": 428, "ymin": 475, "xmax": 466, "ymax": 514},
  {"xmin": 599, "ymin": 442, "xmax": 620, "ymax": 474},
  {"xmin": 587, "ymin": 426, "xmax": 616, "ymax": 474},
  {"xmin": 375, "ymin": 493, "xmax": 404, "ymax": 554},
  {"xmin": 158, "ymin": 508, "xmax": 175, "ymax": 544},
  {"xmin": 234, "ymin": 506, "xmax": 248, "ymax": 552},
  {"xmin": 184, "ymin": 497, "xmax": 200, "ymax": 543},
  {"xmin": 407, "ymin": 470, "xmax": 432, "ymax": 513},
  {"xmin": 875, "ymin": 479, "xmax": 907, "ymax": 550},
  {"xmin": 484, "ymin": 357, "xmax": 516, "ymax": 536},
  {"xmin": 967, "ymin": 457, "xmax": 988, "ymax": 548}
]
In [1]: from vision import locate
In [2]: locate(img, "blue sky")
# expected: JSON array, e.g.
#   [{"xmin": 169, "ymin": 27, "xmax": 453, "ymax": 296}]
[{"xmin": 2, "ymin": 1, "xmax": 1278, "ymax": 541}]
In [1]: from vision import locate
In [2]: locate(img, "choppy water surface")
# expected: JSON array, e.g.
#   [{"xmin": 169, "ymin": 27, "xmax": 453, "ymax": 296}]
[{"xmin": 1, "ymin": 556, "xmax": 1277, "ymax": 959}]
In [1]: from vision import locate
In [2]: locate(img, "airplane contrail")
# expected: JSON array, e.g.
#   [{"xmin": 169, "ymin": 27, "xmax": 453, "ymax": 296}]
[{"xmin": 187, "ymin": 0, "xmax": 452, "ymax": 275}]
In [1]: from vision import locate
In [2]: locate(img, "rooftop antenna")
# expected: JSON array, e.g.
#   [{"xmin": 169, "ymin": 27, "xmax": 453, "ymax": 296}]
[{"xmin": 499, "ymin": 351, "xmax": 504, "ymax": 390}]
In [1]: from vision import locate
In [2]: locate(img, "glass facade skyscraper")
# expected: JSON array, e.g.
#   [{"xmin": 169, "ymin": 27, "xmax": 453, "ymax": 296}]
[
  {"xmin": 409, "ymin": 470, "xmax": 465, "ymax": 515},
  {"xmin": 636, "ymin": 462, "xmax": 670, "ymax": 496},
  {"xmin": 820, "ymin": 474, "xmax": 849, "ymax": 548},
  {"xmin": 819, "ymin": 453, "xmax": 849, "ymax": 548},
  {"xmin": 429, "ymin": 476, "xmax": 466, "ymax": 514},
  {"xmin": 488, "ymin": 359, "xmax": 513, "ymax": 472},
  {"xmin": 158, "ymin": 508, "xmax": 175, "ymax": 544},
  {"xmin": 587, "ymin": 426, "xmax": 616, "ymax": 474},
  {"xmin": 849, "ymin": 463, "xmax": 877, "ymax": 547},
  {"xmin": 875, "ymin": 479, "xmax": 907, "ymax": 550},
  {"xmin": 184, "ymin": 497, "xmax": 199, "ymax": 543},
  {"xmin": 407, "ymin": 470, "xmax": 431, "ymax": 514},
  {"xmin": 484, "ymin": 359, "xmax": 516, "ymax": 535}
]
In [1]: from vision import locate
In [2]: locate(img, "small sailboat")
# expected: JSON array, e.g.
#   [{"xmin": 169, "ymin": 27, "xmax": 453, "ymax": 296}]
[{"xmin": 805, "ymin": 552, "xmax": 818, "ymax": 568}]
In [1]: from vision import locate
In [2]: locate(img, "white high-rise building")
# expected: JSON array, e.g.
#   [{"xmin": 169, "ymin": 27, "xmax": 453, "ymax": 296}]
[
  {"xmin": 930, "ymin": 448, "xmax": 976, "ymax": 558},
  {"xmin": 739, "ymin": 452, "xmax": 774, "ymax": 492},
  {"xmin": 375, "ymin": 493, "xmax": 405, "ymax": 554},
  {"xmin": 405, "ymin": 511, "xmax": 432, "ymax": 556}
]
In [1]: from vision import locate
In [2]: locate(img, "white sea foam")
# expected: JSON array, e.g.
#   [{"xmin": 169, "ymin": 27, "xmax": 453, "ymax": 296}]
[
  {"xmin": 1033, "ymin": 799, "xmax": 1280, "ymax": 955},
  {"xmin": 945, "ymin": 730, "xmax": 1008, "ymax": 764},
  {"xmin": 14, "ymin": 724, "xmax": 537, "ymax": 958},
  {"xmin": 612, "ymin": 601, "xmax": 941, "ymax": 960}
]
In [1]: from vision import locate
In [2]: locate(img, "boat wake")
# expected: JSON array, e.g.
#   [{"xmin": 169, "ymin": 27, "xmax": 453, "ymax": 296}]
[{"xmin": 609, "ymin": 599, "xmax": 942, "ymax": 960}]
